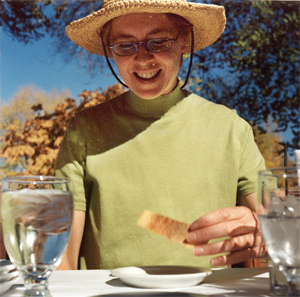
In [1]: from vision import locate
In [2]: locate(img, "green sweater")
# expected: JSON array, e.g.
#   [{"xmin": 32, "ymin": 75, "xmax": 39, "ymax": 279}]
[{"xmin": 55, "ymin": 85, "xmax": 265, "ymax": 269}]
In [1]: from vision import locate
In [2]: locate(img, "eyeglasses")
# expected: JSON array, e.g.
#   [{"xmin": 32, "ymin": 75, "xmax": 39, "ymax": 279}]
[{"xmin": 108, "ymin": 32, "xmax": 180, "ymax": 56}]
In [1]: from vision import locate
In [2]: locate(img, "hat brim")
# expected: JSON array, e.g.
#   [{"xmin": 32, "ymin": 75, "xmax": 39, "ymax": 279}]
[{"xmin": 65, "ymin": 0, "xmax": 226, "ymax": 57}]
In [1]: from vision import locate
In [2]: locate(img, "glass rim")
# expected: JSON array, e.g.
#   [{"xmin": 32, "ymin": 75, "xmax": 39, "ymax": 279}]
[
  {"xmin": 259, "ymin": 166, "xmax": 299, "ymax": 177},
  {"xmin": 2, "ymin": 175, "xmax": 71, "ymax": 185}
]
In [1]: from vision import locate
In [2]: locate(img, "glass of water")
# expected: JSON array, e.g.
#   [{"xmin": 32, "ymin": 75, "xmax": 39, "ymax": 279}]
[
  {"xmin": 1, "ymin": 176, "xmax": 73, "ymax": 296},
  {"xmin": 257, "ymin": 167, "xmax": 300, "ymax": 296}
]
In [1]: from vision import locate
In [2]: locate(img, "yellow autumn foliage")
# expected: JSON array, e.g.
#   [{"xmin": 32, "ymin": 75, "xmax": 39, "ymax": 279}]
[{"xmin": 0, "ymin": 84, "xmax": 125, "ymax": 178}]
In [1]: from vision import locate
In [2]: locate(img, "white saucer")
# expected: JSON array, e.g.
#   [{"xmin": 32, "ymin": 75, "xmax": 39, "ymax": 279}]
[
  {"xmin": 0, "ymin": 260, "xmax": 15, "ymax": 274},
  {"xmin": 111, "ymin": 265, "xmax": 212, "ymax": 289},
  {"xmin": 0, "ymin": 270, "xmax": 19, "ymax": 282},
  {"xmin": 0, "ymin": 260, "xmax": 19, "ymax": 282}
]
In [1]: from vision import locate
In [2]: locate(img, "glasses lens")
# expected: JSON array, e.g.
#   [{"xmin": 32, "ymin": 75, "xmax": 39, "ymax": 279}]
[
  {"xmin": 114, "ymin": 42, "xmax": 137, "ymax": 56},
  {"xmin": 148, "ymin": 38, "xmax": 172, "ymax": 52}
]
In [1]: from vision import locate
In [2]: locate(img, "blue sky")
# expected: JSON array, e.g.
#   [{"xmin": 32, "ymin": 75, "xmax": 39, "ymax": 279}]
[
  {"xmin": 0, "ymin": 21, "xmax": 295, "ymax": 152},
  {"xmin": 0, "ymin": 27, "xmax": 116, "ymax": 105}
]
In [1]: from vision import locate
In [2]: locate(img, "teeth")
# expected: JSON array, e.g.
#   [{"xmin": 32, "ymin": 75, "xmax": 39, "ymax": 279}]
[{"xmin": 136, "ymin": 70, "xmax": 159, "ymax": 79}]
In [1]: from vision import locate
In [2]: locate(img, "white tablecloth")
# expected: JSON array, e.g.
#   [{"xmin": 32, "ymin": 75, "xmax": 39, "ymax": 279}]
[{"xmin": 1, "ymin": 268, "xmax": 271, "ymax": 297}]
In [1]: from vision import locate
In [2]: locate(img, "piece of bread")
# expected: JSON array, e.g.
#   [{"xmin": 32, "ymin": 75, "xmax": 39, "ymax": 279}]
[{"xmin": 137, "ymin": 210, "xmax": 194, "ymax": 248}]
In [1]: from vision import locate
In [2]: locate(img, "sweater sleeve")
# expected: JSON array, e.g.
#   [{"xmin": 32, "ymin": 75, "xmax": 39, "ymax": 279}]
[
  {"xmin": 237, "ymin": 122, "xmax": 266, "ymax": 198},
  {"xmin": 55, "ymin": 115, "xmax": 88, "ymax": 211}
]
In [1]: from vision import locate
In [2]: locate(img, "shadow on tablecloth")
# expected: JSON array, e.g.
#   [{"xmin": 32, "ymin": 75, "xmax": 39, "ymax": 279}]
[{"xmin": 92, "ymin": 293, "xmax": 206, "ymax": 297}]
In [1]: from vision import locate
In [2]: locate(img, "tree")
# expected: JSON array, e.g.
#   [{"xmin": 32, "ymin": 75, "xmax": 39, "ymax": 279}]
[
  {"xmin": 0, "ymin": 85, "xmax": 70, "ymax": 132},
  {"xmin": 0, "ymin": 0, "xmax": 52, "ymax": 43},
  {"xmin": 0, "ymin": 86, "xmax": 71, "ymax": 179},
  {"xmin": 253, "ymin": 127, "xmax": 294, "ymax": 169},
  {"xmin": 183, "ymin": 0, "xmax": 299, "ymax": 154},
  {"xmin": 0, "ymin": 84, "xmax": 125, "ymax": 180},
  {"xmin": 0, "ymin": 82, "xmax": 291, "ymax": 184},
  {"xmin": 0, "ymin": 0, "xmax": 106, "ymax": 74},
  {"xmin": 1, "ymin": 0, "xmax": 299, "ymax": 153}
]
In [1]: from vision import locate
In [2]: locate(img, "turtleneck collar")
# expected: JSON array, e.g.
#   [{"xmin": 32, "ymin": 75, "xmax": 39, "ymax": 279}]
[{"xmin": 124, "ymin": 83, "xmax": 186, "ymax": 118}]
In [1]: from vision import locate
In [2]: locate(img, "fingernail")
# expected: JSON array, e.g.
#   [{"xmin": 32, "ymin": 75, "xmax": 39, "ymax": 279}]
[
  {"xmin": 186, "ymin": 232, "xmax": 196, "ymax": 242},
  {"xmin": 211, "ymin": 256, "xmax": 224, "ymax": 266},
  {"xmin": 190, "ymin": 221, "xmax": 198, "ymax": 231},
  {"xmin": 193, "ymin": 246, "xmax": 204, "ymax": 255}
]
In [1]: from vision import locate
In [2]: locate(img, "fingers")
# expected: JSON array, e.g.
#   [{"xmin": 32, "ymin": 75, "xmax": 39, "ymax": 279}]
[
  {"xmin": 210, "ymin": 248, "xmax": 256, "ymax": 266},
  {"xmin": 187, "ymin": 207, "xmax": 257, "ymax": 244},
  {"xmin": 187, "ymin": 207, "xmax": 268, "ymax": 265},
  {"xmin": 189, "ymin": 207, "xmax": 250, "ymax": 231},
  {"xmin": 210, "ymin": 246, "xmax": 267, "ymax": 266},
  {"xmin": 193, "ymin": 233, "xmax": 256, "ymax": 257},
  {"xmin": 191, "ymin": 232, "xmax": 268, "ymax": 266},
  {"xmin": 187, "ymin": 222, "xmax": 255, "ymax": 244}
]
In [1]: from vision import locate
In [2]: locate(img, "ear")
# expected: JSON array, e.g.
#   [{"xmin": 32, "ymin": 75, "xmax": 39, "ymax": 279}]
[{"xmin": 178, "ymin": 33, "xmax": 188, "ymax": 54}]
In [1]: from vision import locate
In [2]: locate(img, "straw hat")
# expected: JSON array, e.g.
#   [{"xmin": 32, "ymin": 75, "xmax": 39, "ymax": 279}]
[{"xmin": 65, "ymin": 0, "xmax": 226, "ymax": 57}]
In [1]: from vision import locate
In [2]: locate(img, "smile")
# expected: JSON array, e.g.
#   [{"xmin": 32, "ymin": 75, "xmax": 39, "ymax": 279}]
[{"xmin": 135, "ymin": 70, "xmax": 160, "ymax": 80}]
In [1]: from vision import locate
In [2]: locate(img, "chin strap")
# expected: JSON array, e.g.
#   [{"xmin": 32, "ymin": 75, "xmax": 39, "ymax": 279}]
[
  {"xmin": 181, "ymin": 28, "xmax": 194, "ymax": 90},
  {"xmin": 101, "ymin": 33, "xmax": 129, "ymax": 89},
  {"xmin": 101, "ymin": 28, "xmax": 194, "ymax": 91}
]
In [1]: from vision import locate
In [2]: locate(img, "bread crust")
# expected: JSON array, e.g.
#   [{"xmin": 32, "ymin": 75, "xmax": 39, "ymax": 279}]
[{"xmin": 137, "ymin": 210, "xmax": 194, "ymax": 248}]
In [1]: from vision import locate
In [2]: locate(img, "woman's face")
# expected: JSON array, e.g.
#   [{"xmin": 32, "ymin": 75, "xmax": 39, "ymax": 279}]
[{"xmin": 108, "ymin": 13, "xmax": 186, "ymax": 99}]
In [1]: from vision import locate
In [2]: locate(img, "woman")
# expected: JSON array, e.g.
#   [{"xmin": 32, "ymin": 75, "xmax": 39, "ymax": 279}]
[{"xmin": 55, "ymin": 0, "xmax": 267, "ymax": 270}]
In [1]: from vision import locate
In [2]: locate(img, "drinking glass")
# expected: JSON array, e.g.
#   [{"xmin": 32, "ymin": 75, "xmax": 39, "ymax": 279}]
[
  {"xmin": 257, "ymin": 167, "xmax": 300, "ymax": 296},
  {"xmin": 1, "ymin": 176, "xmax": 73, "ymax": 296}
]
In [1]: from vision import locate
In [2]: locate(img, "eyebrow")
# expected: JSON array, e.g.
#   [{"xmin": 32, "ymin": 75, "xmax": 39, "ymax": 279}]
[
  {"xmin": 110, "ymin": 28, "xmax": 173, "ymax": 43},
  {"xmin": 149, "ymin": 28, "xmax": 172, "ymax": 35}
]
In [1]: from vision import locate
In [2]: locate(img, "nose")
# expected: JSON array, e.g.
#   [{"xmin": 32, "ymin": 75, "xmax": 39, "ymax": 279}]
[{"xmin": 134, "ymin": 44, "xmax": 153, "ymax": 64}]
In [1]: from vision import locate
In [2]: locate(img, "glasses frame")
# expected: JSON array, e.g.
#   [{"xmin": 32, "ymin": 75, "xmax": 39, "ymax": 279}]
[
  {"xmin": 108, "ymin": 32, "xmax": 180, "ymax": 56},
  {"xmin": 100, "ymin": 28, "xmax": 194, "ymax": 90}
]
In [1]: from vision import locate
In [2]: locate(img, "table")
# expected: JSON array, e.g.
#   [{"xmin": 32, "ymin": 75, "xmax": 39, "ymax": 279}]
[{"xmin": 1, "ymin": 268, "xmax": 272, "ymax": 297}]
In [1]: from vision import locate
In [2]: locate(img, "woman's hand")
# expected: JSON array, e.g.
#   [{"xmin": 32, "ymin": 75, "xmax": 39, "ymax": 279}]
[{"xmin": 186, "ymin": 205, "xmax": 268, "ymax": 266}]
